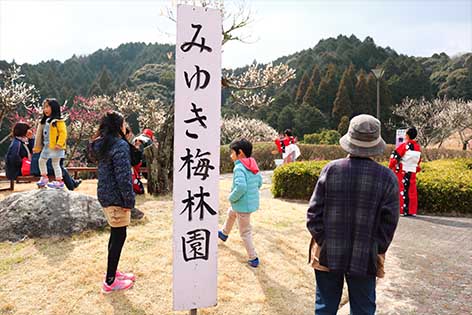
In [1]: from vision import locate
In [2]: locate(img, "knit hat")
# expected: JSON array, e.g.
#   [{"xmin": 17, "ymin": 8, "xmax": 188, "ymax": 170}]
[{"xmin": 142, "ymin": 129, "xmax": 155, "ymax": 141}]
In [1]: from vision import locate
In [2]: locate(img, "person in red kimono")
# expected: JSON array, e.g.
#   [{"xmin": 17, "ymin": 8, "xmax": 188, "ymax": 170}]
[
  {"xmin": 274, "ymin": 129, "xmax": 300, "ymax": 164},
  {"xmin": 389, "ymin": 127, "xmax": 422, "ymax": 216}
]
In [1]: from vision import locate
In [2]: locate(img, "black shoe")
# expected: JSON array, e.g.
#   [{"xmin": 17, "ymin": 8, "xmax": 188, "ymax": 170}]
[{"xmin": 74, "ymin": 179, "xmax": 82, "ymax": 188}]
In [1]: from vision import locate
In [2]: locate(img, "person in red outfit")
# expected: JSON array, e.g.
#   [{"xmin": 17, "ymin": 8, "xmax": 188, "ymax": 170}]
[
  {"xmin": 274, "ymin": 129, "xmax": 300, "ymax": 164},
  {"xmin": 389, "ymin": 127, "xmax": 422, "ymax": 216}
]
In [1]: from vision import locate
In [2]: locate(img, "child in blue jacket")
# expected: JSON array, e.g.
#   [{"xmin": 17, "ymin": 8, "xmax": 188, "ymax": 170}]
[{"xmin": 219, "ymin": 139, "xmax": 263, "ymax": 267}]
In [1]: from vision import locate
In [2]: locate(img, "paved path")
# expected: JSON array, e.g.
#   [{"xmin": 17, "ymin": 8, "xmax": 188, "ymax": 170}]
[
  {"xmin": 250, "ymin": 170, "xmax": 472, "ymax": 314},
  {"xmin": 374, "ymin": 215, "xmax": 472, "ymax": 314}
]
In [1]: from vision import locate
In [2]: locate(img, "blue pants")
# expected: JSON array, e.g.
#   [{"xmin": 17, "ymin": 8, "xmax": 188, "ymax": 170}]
[{"xmin": 315, "ymin": 270, "xmax": 376, "ymax": 315}]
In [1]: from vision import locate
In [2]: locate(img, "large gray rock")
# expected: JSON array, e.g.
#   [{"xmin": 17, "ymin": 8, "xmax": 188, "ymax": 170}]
[{"xmin": 0, "ymin": 189, "xmax": 107, "ymax": 242}]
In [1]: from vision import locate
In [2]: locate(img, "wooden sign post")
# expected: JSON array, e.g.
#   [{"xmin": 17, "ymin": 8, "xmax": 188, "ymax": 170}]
[{"xmin": 173, "ymin": 4, "xmax": 222, "ymax": 313}]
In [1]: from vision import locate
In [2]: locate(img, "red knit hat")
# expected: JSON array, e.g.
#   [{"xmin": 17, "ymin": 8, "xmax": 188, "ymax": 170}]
[{"xmin": 143, "ymin": 129, "xmax": 154, "ymax": 140}]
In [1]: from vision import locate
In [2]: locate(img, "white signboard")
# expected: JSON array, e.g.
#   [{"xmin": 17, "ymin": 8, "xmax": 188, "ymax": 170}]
[
  {"xmin": 173, "ymin": 4, "xmax": 221, "ymax": 311},
  {"xmin": 396, "ymin": 129, "xmax": 407, "ymax": 148}
]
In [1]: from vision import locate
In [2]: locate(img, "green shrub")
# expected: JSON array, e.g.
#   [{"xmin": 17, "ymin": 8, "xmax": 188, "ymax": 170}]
[
  {"xmin": 271, "ymin": 158, "xmax": 472, "ymax": 215},
  {"xmin": 220, "ymin": 142, "xmax": 278, "ymax": 173},
  {"xmin": 271, "ymin": 160, "xmax": 328, "ymax": 199},
  {"xmin": 416, "ymin": 159, "xmax": 472, "ymax": 215},
  {"xmin": 304, "ymin": 130, "xmax": 341, "ymax": 145},
  {"xmin": 219, "ymin": 142, "xmax": 472, "ymax": 174},
  {"xmin": 298, "ymin": 144, "xmax": 348, "ymax": 161}
]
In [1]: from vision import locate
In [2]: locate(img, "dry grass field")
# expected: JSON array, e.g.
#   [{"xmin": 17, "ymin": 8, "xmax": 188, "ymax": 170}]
[
  {"xmin": 0, "ymin": 178, "xmax": 318, "ymax": 315},
  {"xmin": 3, "ymin": 174, "xmax": 454, "ymax": 314}
]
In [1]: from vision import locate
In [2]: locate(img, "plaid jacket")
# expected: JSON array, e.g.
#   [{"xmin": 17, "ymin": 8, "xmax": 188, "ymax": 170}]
[{"xmin": 307, "ymin": 157, "xmax": 399, "ymax": 276}]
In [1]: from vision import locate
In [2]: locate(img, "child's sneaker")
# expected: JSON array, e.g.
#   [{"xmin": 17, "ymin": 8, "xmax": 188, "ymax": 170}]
[
  {"xmin": 101, "ymin": 278, "xmax": 134, "ymax": 294},
  {"xmin": 248, "ymin": 257, "xmax": 259, "ymax": 268},
  {"xmin": 116, "ymin": 271, "xmax": 135, "ymax": 282},
  {"xmin": 36, "ymin": 177, "xmax": 49, "ymax": 188},
  {"xmin": 47, "ymin": 181, "xmax": 65, "ymax": 189},
  {"xmin": 74, "ymin": 179, "xmax": 82, "ymax": 188},
  {"xmin": 218, "ymin": 230, "xmax": 228, "ymax": 242}
]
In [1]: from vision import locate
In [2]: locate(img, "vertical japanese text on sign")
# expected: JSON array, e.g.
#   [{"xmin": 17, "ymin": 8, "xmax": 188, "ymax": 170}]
[{"xmin": 173, "ymin": 4, "xmax": 222, "ymax": 312}]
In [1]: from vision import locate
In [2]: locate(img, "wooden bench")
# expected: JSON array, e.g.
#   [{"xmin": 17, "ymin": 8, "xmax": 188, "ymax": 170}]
[
  {"xmin": 0, "ymin": 175, "xmax": 39, "ymax": 191},
  {"xmin": 0, "ymin": 167, "xmax": 148, "ymax": 191}
]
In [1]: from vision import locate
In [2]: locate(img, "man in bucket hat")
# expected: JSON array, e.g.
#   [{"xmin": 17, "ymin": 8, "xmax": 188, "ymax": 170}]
[{"xmin": 307, "ymin": 114, "xmax": 399, "ymax": 314}]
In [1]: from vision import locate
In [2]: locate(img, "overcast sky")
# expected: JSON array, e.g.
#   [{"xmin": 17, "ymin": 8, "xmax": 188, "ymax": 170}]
[{"xmin": 1, "ymin": 0, "xmax": 471, "ymax": 68}]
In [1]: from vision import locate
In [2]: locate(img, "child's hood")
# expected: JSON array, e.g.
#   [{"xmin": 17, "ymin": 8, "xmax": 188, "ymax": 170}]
[
  {"xmin": 42, "ymin": 117, "xmax": 65, "ymax": 123},
  {"xmin": 238, "ymin": 157, "xmax": 260, "ymax": 174}
]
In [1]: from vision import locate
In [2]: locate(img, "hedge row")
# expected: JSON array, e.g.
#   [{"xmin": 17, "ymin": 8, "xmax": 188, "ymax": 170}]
[
  {"xmin": 271, "ymin": 158, "xmax": 472, "ymax": 215},
  {"xmin": 416, "ymin": 159, "xmax": 472, "ymax": 215},
  {"xmin": 220, "ymin": 142, "xmax": 472, "ymax": 173},
  {"xmin": 271, "ymin": 160, "xmax": 327, "ymax": 200},
  {"xmin": 220, "ymin": 143, "xmax": 277, "ymax": 173}
]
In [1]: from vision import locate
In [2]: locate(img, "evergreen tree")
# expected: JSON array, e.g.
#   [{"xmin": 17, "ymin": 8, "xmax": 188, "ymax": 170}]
[
  {"xmin": 317, "ymin": 64, "xmax": 338, "ymax": 116},
  {"xmin": 345, "ymin": 64, "xmax": 357, "ymax": 102},
  {"xmin": 310, "ymin": 64, "xmax": 322, "ymax": 88},
  {"xmin": 277, "ymin": 106, "xmax": 295, "ymax": 132},
  {"xmin": 97, "ymin": 66, "xmax": 113, "ymax": 95},
  {"xmin": 272, "ymin": 91, "xmax": 292, "ymax": 112},
  {"xmin": 388, "ymin": 58, "xmax": 433, "ymax": 104},
  {"xmin": 379, "ymin": 79, "xmax": 394, "ymax": 121},
  {"xmin": 303, "ymin": 65, "xmax": 321, "ymax": 105},
  {"xmin": 294, "ymin": 103, "xmax": 326, "ymax": 136},
  {"xmin": 337, "ymin": 115, "xmax": 350, "ymax": 135},
  {"xmin": 353, "ymin": 70, "xmax": 370, "ymax": 115},
  {"xmin": 88, "ymin": 82, "xmax": 103, "ymax": 96},
  {"xmin": 267, "ymin": 112, "xmax": 279, "ymax": 130},
  {"xmin": 382, "ymin": 57, "xmax": 400, "ymax": 79},
  {"xmin": 332, "ymin": 77, "xmax": 353, "ymax": 125},
  {"xmin": 295, "ymin": 72, "xmax": 310, "ymax": 105},
  {"xmin": 366, "ymin": 73, "xmax": 378, "ymax": 115}
]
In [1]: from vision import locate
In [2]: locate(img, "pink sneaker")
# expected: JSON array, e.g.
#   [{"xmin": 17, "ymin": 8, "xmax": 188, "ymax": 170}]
[
  {"xmin": 116, "ymin": 271, "xmax": 135, "ymax": 281},
  {"xmin": 103, "ymin": 271, "xmax": 136, "ymax": 282},
  {"xmin": 101, "ymin": 278, "xmax": 134, "ymax": 294},
  {"xmin": 36, "ymin": 176, "xmax": 49, "ymax": 188}
]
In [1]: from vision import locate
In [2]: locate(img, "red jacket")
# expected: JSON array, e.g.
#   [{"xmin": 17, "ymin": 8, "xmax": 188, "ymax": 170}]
[
  {"xmin": 275, "ymin": 136, "xmax": 296, "ymax": 153},
  {"xmin": 389, "ymin": 140, "xmax": 422, "ymax": 173}
]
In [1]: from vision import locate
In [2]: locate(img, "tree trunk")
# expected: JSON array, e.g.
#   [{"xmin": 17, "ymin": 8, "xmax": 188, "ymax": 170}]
[
  {"xmin": 144, "ymin": 112, "xmax": 174, "ymax": 195},
  {"xmin": 458, "ymin": 131, "xmax": 470, "ymax": 151},
  {"xmin": 437, "ymin": 138, "xmax": 444, "ymax": 149},
  {"xmin": 144, "ymin": 144, "xmax": 160, "ymax": 194}
]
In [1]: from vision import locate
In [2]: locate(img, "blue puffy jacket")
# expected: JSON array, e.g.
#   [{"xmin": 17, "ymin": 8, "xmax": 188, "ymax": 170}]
[
  {"xmin": 5, "ymin": 138, "xmax": 32, "ymax": 180},
  {"xmin": 228, "ymin": 158, "xmax": 263, "ymax": 213},
  {"xmin": 93, "ymin": 137, "xmax": 135, "ymax": 209}
]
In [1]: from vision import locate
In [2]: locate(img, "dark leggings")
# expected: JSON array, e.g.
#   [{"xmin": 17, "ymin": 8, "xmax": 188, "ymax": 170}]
[{"xmin": 106, "ymin": 226, "xmax": 127, "ymax": 285}]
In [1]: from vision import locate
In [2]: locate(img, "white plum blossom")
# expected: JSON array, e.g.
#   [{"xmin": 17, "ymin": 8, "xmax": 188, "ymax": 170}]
[
  {"xmin": 0, "ymin": 65, "xmax": 39, "ymax": 131},
  {"xmin": 393, "ymin": 97, "xmax": 472, "ymax": 149},
  {"xmin": 220, "ymin": 115, "xmax": 278, "ymax": 145}
]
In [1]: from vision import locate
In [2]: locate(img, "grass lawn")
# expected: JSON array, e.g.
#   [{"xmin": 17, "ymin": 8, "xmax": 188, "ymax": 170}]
[{"xmin": 0, "ymin": 178, "xmax": 318, "ymax": 315}]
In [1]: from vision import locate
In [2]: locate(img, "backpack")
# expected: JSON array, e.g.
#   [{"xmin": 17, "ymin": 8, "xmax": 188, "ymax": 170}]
[
  {"xmin": 129, "ymin": 143, "xmax": 143, "ymax": 167},
  {"xmin": 132, "ymin": 163, "xmax": 145, "ymax": 194}
]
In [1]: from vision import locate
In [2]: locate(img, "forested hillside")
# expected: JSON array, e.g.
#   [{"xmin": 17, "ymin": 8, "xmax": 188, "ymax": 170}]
[{"xmin": 1, "ymin": 35, "xmax": 470, "ymax": 143}]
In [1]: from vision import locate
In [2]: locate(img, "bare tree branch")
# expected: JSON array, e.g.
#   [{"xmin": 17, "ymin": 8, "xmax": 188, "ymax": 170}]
[{"xmin": 392, "ymin": 97, "xmax": 472, "ymax": 149}]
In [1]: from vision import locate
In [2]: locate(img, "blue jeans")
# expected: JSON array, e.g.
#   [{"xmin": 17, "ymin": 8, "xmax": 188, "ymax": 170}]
[{"xmin": 315, "ymin": 270, "xmax": 376, "ymax": 315}]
